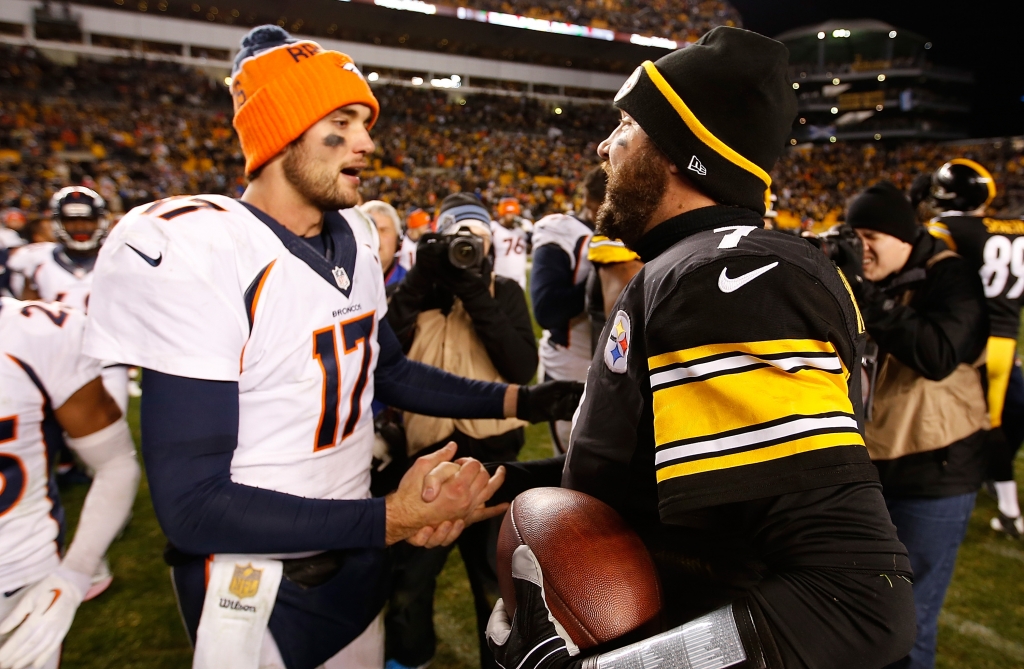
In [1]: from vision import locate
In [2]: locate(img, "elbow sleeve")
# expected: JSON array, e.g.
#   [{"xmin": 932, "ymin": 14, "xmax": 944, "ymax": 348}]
[{"xmin": 62, "ymin": 420, "xmax": 140, "ymax": 578}]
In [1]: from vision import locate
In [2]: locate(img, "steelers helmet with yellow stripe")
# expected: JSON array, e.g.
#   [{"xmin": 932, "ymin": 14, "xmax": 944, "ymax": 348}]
[
  {"xmin": 930, "ymin": 158, "xmax": 996, "ymax": 213},
  {"xmin": 612, "ymin": 26, "xmax": 797, "ymax": 216}
]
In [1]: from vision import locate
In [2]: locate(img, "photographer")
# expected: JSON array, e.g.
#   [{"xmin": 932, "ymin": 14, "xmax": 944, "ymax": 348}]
[
  {"xmin": 839, "ymin": 182, "xmax": 990, "ymax": 669},
  {"xmin": 384, "ymin": 193, "xmax": 539, "ymax": 669}
]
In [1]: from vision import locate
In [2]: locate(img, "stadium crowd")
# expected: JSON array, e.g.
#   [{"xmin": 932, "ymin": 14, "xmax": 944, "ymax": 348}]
[
  {"xmin": 4, "ymin": 46, "xmax": 1024, "ymax": 240},
  {"xmin": 773, "ymin": 141, "xmax": 1024, "ymax": 225}
]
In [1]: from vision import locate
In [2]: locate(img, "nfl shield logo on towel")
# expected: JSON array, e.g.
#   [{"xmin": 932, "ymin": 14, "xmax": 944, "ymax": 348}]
[
  {"xmin": 229, "ymin": 564, "xmax": 262, "ymax": 599},
  {"xmin": 604, "ymin": 310, "xmax": 630, "ymax": 374}
]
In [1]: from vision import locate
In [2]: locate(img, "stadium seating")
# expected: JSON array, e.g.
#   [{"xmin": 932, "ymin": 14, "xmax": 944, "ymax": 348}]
[{"xmin": 2, "ymin": 45, "xmax": 1022, "ymax": 229}]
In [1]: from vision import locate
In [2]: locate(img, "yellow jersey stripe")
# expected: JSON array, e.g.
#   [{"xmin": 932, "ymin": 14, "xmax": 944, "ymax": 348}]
[
  {"xmin": 656, "ymin": 430, "xmax": 864, "ymax": 481},
  {"xmin": 653, "ymin": 365, "xmax": 852, "ymax": 446},
  {"xmin": 986, "ymin": 336, "xmax": 1017, "ymax": 427},
  {"xmin": 588, "ymin": 236, "xmax": 640, "ymax": 263},
  {"xmin": 836, "ymin": 270, "xmax": 865, "ymax": 334},
  {"xmin": 642, "ymin": 60, "xmax": 772, "ymax": 189},
  {"xmin": 648, "ymin": 339, "xmax": 836, "ymax": 371},
  {"xmin": 926, "ymin": 221, "xmax": 957, "ymax": 252}
]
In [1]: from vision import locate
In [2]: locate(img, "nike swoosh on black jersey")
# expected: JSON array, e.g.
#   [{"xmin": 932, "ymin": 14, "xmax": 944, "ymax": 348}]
[
  {"xmin": 126, "ymin": 244, "xmax": 162, "ymax": 267},
  {"xmin": 718, "ymin": 262, "xmax": 779, "ymax": 293}
]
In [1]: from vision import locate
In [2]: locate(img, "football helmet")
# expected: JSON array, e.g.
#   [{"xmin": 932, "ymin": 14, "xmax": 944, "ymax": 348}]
[
  {"xmin": 49, "ymin": 186, "xmax": 110, "ymax": 253},
  {"xmin": 930, "ymin": 159, "xmax": 996, "ymax": 213}
]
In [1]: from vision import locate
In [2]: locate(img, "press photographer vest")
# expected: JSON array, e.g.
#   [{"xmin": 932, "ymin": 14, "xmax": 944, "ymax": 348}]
[
  {"xmin": 403, "ymin": 280, "xmax": 527, "ymax": 454},
  {"xmin": 865, "ymin": 250, "xmax": 990, "ymax": 461}
]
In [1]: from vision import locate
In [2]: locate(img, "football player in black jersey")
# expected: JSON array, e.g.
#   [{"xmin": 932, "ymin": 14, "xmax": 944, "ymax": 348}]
[
  {"xmin": 487, "ymin": 27, "xmax": 915, "ymax": 669},
  {"xmin": 926, "ymin": 160, "xmax": 1024, "ymax": 538}
]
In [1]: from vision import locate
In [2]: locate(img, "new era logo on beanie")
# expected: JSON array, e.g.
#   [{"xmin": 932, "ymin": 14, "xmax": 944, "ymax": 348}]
[
  {"xmin": 231, "ymin": 25, "xmax": 380, "ymax": 175},
  {"xmin": 614, "ymin": 27, "xmax": 797, "ymax": 216}
]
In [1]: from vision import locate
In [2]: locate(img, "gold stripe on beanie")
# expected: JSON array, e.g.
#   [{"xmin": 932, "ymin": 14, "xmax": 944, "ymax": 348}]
[{"xmin": 641, "ymin": 60, "xmax": 772, "ymax": 189}]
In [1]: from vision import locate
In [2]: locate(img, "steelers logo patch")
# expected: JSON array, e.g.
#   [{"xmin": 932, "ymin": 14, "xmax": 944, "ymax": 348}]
[
  {"xmin": 614, "ymin": 66, "xmax": 642, "ymax": 103},
  {"xmin": 604, "ymin": 310, "xmax": 631, "ymax": 374}
]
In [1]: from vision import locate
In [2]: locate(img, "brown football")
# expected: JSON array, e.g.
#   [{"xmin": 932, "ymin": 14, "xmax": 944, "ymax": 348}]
[{"xmin": 496, "ymin": 487, "xmax": 662, "ymax": 650}]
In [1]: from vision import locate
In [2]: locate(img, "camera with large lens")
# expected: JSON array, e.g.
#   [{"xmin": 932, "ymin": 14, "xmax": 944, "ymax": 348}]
[
  {"xmin": 811, "ymin": 223, "xmax": 863, "ymax": 265},
  {"xmin": 446, "ymin": 227, "xmax": 485, "ymax": 270}
]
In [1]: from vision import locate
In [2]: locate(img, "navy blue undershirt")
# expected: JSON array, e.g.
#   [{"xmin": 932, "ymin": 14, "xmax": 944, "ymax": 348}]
[
  {"xmin": 530, "ymin": 244, "xmax": 586, "ymax": 346},
  {"xmin": 142, "ymin": 225, "xmax": 508, "ymax": 556}
]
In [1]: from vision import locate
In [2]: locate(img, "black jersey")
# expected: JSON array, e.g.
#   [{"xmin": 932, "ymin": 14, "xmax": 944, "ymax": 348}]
[
  {"xmin": 564, "ymin": 205, "xmax": 878, "ymax": 521},
  {"xmin": 927, "ymin": 214, "xmax": 1024, "ymax": 339}
]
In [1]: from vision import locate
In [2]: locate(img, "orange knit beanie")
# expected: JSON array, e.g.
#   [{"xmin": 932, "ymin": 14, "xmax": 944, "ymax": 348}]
[{"xmin": 231, "ymin": 26, "xmax": 380, "ymax": 175}]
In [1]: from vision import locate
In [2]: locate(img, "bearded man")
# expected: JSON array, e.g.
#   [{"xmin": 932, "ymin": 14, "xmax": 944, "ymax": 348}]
[{"xmin": 487, "ymin": 27, "xmax": 916, "ymax": 669}]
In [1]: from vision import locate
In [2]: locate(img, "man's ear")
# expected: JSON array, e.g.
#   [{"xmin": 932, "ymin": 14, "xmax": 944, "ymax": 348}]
[{"xmin": 668, "ymin": 161, "xmax": 680, "ymax": 174}]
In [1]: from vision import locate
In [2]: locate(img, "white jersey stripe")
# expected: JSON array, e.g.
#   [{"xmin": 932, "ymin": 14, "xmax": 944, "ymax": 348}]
[
  {"xmin": 650, "ymin": 353, "xmax": 842, "ymax": 389},
  {"xmin": 654, "ymin": 414, "xmax": 860, "ymax": 466}
]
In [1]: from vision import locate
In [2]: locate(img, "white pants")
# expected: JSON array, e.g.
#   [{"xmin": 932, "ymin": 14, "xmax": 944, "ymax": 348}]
[
  {"xmin": 258, "ymin": 614, "xmax": 383, "ymax": 669},
  {"xmin": 0, "ymin": 584, "xmax": 60, "ymax": 669}
]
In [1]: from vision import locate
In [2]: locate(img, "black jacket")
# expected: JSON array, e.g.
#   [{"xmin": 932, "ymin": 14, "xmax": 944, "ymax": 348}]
[
  {"xmin": 384, "ymin": 261, "xmax": 537, "ymax": 469},
  {"xmin": 387, "ymin": 264, "xmax": 537, "ymax": 385},
  {"xmin": 857, "ymin": 231, "xmax": 991, "ymax": 497}
]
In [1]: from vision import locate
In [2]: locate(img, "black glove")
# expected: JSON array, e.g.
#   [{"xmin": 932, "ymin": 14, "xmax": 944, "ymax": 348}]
[
  {"xmin": 834, "ymin": 235, "xmax": 865, "ymax": 293},
  {"xmin": 487, "ymin": 545, "xmax": 587, "ymax": 669},
  {"xmin": 484, "ymin": 455, "xmax": 566, "ymax": 505},
  {"xmin": 449, "ymin": 262, "xmax": 492, "ymax": 301},
  {"xmin": 517, "ymin": 381, "xmax": 585, "ymax": 423}
]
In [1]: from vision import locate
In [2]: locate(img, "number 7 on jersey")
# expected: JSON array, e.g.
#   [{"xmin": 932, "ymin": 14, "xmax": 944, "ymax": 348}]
[{"xmin": 312, "ymin": 312, "xmax": 375, "ymax": 451}]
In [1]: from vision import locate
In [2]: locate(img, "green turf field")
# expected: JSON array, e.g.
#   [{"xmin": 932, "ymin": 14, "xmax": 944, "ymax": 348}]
[{"xmin": 57, "ymin": 403, "xmax": 1023, "ymax": 668}]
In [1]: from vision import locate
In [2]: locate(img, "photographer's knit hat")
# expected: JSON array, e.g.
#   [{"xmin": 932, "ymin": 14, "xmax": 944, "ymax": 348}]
[
  {"xmin": 436, "ymin": 193, "xmax": 492, "ymax": 235},
  {"xmin": 231, "ymin": 25, "xmax": 379, "ymax": 175},
  {"xmin": 613, "ymin": 27, "xmax": 796, "ymax": 215},
  {"xmin": 847, "ymin": 181, "xmax": 919, "ymax": 244}
]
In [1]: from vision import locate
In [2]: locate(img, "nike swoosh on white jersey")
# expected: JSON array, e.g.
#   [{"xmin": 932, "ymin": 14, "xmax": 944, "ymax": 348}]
[{"xmin": 718, "ymin": 262, "xmax": 779, "ymax": 293}]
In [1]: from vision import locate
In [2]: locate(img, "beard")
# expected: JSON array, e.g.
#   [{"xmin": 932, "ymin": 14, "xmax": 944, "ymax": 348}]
[
  {"xmin": 282, "ymin": 137, "xmax": 358, "ymax": 212},
  {"xmin": 595, "ymin": 140, "xmax": 669, "ymax": 248}
]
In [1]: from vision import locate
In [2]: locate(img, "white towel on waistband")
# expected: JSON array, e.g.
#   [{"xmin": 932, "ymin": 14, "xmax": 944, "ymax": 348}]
[{"xmin": 193, "ymin": 555, "xmax": 283, "ymax": 669}]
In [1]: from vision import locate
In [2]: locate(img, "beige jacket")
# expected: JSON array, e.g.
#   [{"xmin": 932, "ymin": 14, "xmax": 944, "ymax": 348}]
[
  {"xmin": 403, "ymin": 293, "xmax": 527, "ymax": 455},
  {"xmin": 865, "ymin": 251, "xmax": 990, "ymax": 460}
]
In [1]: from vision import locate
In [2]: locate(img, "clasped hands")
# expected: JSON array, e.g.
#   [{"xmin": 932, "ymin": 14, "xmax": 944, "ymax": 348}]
[{"xmin": 384, "ymin": 442, "xmax": 508, "ymax": 548}]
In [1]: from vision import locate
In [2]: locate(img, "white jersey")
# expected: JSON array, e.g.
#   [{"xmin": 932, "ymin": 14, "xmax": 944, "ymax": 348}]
[
  {"xmin": 84, "ymin": 195, "xmax": 388, "ymax": 504},
  {"xmin": 0, "ymin": 298, "xmax": 103, "ymax": 592},
  {"xmin": 398, "ymin": 235, "xmax": 417, "ymax": 271},
  {"xmin": 490, "ymin": 221, "xmax": 529, "ymax": 289},
  {"xmin": 532, "ymin": 213, "xmax": 593, "ymax": 382},
  {"xmin": 0, "ymin": 227, "xmax": 24, "ymax": 250},
  {"xmin": 5, "ymin": 243, "xmax": 130, "ymax": 410},
  {"xmin": 7, "ymin": 242, "xmax": 94, "ymax": 312}
]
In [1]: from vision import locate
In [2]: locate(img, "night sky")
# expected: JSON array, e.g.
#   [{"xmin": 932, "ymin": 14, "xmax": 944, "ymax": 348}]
[{"xmin": 731, "ymin": 0, "xmax": 1024, "ymax": 138}]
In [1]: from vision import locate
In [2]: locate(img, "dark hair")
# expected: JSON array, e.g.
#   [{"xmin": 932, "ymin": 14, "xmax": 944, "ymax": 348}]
[
  {"xmin": 581, "ymin": 165, "xmax": 608, "ymax": 203},
  {"xmin": 439, "ymin": 192, "xmax": 484, "ymax": 213}
]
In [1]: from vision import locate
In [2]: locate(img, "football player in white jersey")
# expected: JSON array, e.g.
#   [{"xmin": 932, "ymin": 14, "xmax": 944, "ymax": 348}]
[
  {"xmin": 0, "ymin": 298, "xmax": 139, "ymax": 669},
  {"xmin": 83, "ymin": 26, "xmax": 581, "ymax": 669},
  {"xmin": 6, "ymin": 188, "xmax": 129, "ymax": 414},
  {"xmin": 8, "ymin": 187, "xmax": 108, "ymax": 311},
  {"xmin": 490, "ymin": 197, "xmax": 530, "ymax": 289},
  {"xmin": 530, "ymin": 189, "xmax": 596, "ymax": 452},
  {"xmin": 398, "ymin": 208, "xmax": 432, "ymax": 270},
  {"xmin": 1, "ymin": 210, "xmax": 27, "ymax": 298}
]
